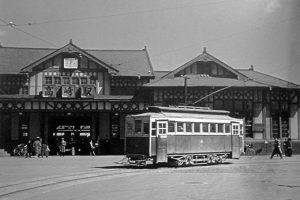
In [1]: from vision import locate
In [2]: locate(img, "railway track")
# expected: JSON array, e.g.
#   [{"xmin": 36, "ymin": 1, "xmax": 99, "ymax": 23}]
[{"xmin": 0, "ymin": 168, "xmax": 150, "ymax": 199}]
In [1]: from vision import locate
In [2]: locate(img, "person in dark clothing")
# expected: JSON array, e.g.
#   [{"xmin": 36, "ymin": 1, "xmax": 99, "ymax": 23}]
[
  {"xmin": 286, "ymin": 138, "xmax": 293, "ymax": 157},
  {"xmin": 270, "ymin": 138, "xmax": 283, "ymax": 159},
  {"xmin": 25, "ymin": 140, "xmax": 32, "ymax": 158}
]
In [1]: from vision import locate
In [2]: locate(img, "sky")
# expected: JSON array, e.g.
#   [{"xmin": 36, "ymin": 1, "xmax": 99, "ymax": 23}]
[{"xmin": 0, "ymin": 0, "xmax": 300, "ymax": 84}]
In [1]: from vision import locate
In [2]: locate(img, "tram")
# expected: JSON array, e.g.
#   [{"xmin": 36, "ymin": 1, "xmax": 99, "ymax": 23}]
[{"xmin": 122, "ymin": 106, "xmax": 244, "ymax": 166}]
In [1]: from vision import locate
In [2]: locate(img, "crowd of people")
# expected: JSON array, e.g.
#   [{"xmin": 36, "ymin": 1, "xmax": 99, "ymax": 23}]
[{"xmin": 14, "ymin": 136, "xmax": 98, "ymax": 157}]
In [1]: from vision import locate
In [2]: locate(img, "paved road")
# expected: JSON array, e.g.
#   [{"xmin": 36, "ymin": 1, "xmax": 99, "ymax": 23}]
[{"xmin": 0, "ymin": 155, "xmax": 299, "ymax": 200}]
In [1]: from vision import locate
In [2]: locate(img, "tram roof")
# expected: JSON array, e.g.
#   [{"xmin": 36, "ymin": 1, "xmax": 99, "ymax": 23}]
[
  {"xmin": 148, "ymin": 106, "xmax": 230, "ymax": 115},
  {"xmin": 130, "ymin": 112, "xmax": 241, "ymax": 121}
]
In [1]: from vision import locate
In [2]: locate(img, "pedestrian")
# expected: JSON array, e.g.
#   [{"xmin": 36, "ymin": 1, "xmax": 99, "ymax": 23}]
[
  {"xmin": 89, "ymin": 139, "xmax": 95, "ymax": 156},
  {"xmin": 283, "ymin": 139, "xmax": 288, "ymax": 156},
  {"xmin": 32, "ymin": 137, "xmax": 42, "ymax": 157},
  {"xmin": 59, "ymin": 138, "xmax": 66, "ymax": 157},
  {"xmin": 286, "ymin": 138, "xmax": 293, "ymax": 157},
  {"xmin": 41, "ymin": 142, "xmax": 50, "ymax": 158},
  {"xmin": 25, "ymin": 140, "xmax": 32, "ymax": 158},
  {"xmin": 270, "ymin": 138, "xmax": 283, "ymax": 159}
]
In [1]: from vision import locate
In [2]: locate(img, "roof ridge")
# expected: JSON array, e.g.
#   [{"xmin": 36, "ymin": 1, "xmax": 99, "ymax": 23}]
[{"xmin": 242, "ymin": 69, "xmax": 300, "ymax": 86}]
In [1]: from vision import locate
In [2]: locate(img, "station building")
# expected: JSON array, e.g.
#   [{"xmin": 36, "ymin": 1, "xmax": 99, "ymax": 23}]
[
  {"xmin": 1, "ymin": 42, "xmax": 300, "ymax": 155},
  {"xmin": 0, "ymin": 41, "xmax": 154, "ymax": 155}
]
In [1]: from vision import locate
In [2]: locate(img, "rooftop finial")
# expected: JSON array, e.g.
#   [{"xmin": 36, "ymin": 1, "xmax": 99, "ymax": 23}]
[
  {"xmin": 203, "ymin": 47, "xmax": 207, "ymax": 53},
  {"xmin": 69, "ymin": 39, "xmax": 73, "ymax": 44},
  {"xmin": 250, "ymin": 65, "xmax": 254, "ymax": 70}
]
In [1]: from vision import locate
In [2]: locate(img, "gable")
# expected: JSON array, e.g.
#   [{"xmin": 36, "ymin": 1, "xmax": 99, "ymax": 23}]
[
  {"xmin": 21, "ymin": 42, "xmax": 118, "ymax": 74},
  {"xmin": 164, "ymin": 49, "xmax": 248, "ymax": 81}
]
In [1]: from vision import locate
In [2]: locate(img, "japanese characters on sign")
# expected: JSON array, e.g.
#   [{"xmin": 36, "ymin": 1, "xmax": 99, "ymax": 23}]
[
  {"xmin": 62, "ymin": 86, "xmax": 76, "ymax": 98},
  {"xmin": 42, "ymin": 85, "xmax": 57, "ymax": 97},
  {"xmin": 81, "ymin": 86, "xmax": 94, "ymax": 98}
]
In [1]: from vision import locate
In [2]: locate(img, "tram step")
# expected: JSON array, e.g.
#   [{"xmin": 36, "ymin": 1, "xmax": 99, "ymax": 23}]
[{"xmin": 0, "ymin": 149, "xmax": 11, "ymax": 157}]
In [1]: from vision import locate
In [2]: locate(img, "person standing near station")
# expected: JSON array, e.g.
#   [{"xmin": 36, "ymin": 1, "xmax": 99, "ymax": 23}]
[
  {"xmin": 89, "ymin": 139, "xmax": 95, "ymax": 156},
  {"xmin": 286, "ymin": 138, "xmax": 293, "ymax": 157},
  {"xmin": 270, "ymin": 138, "xmax": 283, "ymax": 159},
  {"xmin": 32, "ymin": 137, "xmax": 42, "ymax": 157},
  {"xmin": 59, "ymin": 138, "xmax": 66, "ymax": 157},
  {"xmin": 25, "ymin": 140, "xmax": 32, "ymax": 158}
]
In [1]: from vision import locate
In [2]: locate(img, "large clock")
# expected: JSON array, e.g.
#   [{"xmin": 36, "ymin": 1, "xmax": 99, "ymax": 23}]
[{"xmin": 64, "ymin": 58, "xmax": 78, "ymax": 69}]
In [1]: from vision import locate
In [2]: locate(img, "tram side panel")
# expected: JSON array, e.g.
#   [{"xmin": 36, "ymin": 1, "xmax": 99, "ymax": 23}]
[
  {"xmin": 166, "ymin": 135, "xmax": 232, "ymax": 155},
  {"xmin": 126, "ymin": 137, "xmax": 149, "ymax": 156}
]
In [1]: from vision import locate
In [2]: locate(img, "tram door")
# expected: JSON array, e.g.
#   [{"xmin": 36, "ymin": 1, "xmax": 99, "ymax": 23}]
[
  {"xmin": 156, "ymin": 121, "xmax": 168, "ymax": 163},
  {"xmin": 231, "ymin": 123, "xmax": 241, "ymax": 158}
]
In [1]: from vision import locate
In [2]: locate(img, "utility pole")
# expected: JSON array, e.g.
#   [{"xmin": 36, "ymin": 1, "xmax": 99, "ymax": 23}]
[{"xmin": 182, "ymin": 75, "xmax": 190, "ymax": 105}]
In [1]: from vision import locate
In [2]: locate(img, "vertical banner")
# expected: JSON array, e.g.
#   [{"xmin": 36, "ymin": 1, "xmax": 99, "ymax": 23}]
[
  {"xmin": 81, "ymin": 85, "xmax": 94, "ymax": 98},
  {"xmin": 42, "ymin": 85, "xmax": 56, "ymax": 98},
  {"xmin": 62, "ymin": 86, "xmax": 76, "ymax": 98}
]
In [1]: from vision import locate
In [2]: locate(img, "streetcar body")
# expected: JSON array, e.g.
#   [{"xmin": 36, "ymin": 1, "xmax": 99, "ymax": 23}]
[{"xmin": 124, "ymin": 106, "xmax": 243, "ymax": 166}]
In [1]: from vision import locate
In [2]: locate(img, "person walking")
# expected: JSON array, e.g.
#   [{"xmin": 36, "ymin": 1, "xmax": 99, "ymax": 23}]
[
  {"xmin": 32, "ymin": 137, "xmax": 42, "ymax": 157},
  {"xmin": 25, "ymin": 140, "xmax": 32, "ymax": 158},
  {"xmin": 270, "ymin": 138, "xmax": 283, "ymax": 159},
  {"xmin": 41, "ymin": 142, "xmax": 50, "ymax": 158},
  {"xmin": 286, "ymin": 138, "xmax": 293, "ymax": 157},
  {"xmin": 89, "ymin": 139, "xmax": 95, "ymax": 156},
  {"xmin": 59, "ymin": 138, "xmax": 66, "ymax": 157}
]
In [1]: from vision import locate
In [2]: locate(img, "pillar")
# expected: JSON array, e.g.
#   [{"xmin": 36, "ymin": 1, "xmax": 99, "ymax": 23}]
[
  {"xmin": 11, "ymin": 113, "xmax": 19, "ymax": 141},
  {"xmin": 253, "ymin": 103, "xmax": 263, "ymax": 139},
  {"xmin": 264, "ymin": 104, "xmax": 271, "ymax": 140},
  {"xmin": 43, "ymin": 114, "xmax": 49, "ymax": 143}
]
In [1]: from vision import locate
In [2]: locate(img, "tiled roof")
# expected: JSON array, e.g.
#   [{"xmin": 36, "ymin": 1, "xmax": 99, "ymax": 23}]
[
  {"xmin": 0, "ymin": 45, "xmax": 154, "ymax": 77},
  {"xmin": 238, "ymin": 69, "xmax": 300, "ymax": 89},
  {"xmin": 163, "ymin": 49, "xmax": 248, "ymax": 80},
  {"xmin": 145, "ymin": 75, "xmax": 268, "ymax": 87}
]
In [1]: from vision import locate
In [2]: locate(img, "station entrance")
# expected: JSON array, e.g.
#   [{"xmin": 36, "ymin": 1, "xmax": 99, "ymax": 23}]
[{"xmin": 48, "ymin": 114, "xmax": 93, "ymax": 155}]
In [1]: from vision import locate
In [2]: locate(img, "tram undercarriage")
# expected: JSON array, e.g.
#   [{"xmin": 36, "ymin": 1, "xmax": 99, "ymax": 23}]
[{"xmin": 117, "ymin": 153, "xmax": 229, "ymax": 167}]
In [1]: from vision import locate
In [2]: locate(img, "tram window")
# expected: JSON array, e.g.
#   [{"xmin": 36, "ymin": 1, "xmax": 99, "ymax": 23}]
[
  {"xmin": 151, "ymin": 122, "xmax": 156, "ymax": 136},
  {"xmin": 233, "ymin": 125, "xmax": 239, "ymax": 135},
  {"xmin": 210, "ymin": 123, "xmax": 216, "ymax": 133},
  {"xmin": 177, "ymin": 122, "xmax": 184, "ymax": 132},
  {"xmin": 143, "ymin": 122, "xmax": 149, "ymax": 135},
  {"xmin": 240, "ymin": 124, "xmax": 243, "ymax": 135},
  {"xmin": 158, "ymin": 123, "xmax": 167, "ymax": 134},
  {"xmin": 127, "ymin": 122, "xmax": 133, "ymax": 135},
  {"xmin": 218, "ymin": 124, "xmax": 224, "ymax": 133},
  {"xmin": 168, "ymin": 122, "xmax": 175, "ymax": 133},
  {"xmin": 186, "ymin": 122, "xmax": 192, "ymax": 132},
  {"xmin": 225, "ymin": 124, "xmax": 230, "ymax": 133},
  {"xmin": 135, "ymin": 120, "xmax": 142, "ymax": 134},
  {"xmin": 194, "ymin": 123, "xmax": 200, "ymax": 133},
  {"xmin": 203, "ymin": 123, "xmax": 209, "ymax": 132}
]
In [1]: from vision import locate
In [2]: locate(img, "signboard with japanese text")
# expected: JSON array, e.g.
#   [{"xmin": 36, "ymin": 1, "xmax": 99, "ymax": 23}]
[
  {"xmin": 80, "ymin": 86, "xmax": 94, "ymax": 98},
  {"xmin": 42, "ymin": 85, "xmax": 57, "ymax": 98},
  {"xmin": 62, "ymin": 86, "xmax": 76, "ymax": 98}
]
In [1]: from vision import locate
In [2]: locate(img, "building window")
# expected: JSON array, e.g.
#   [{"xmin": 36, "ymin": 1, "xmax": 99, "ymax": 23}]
[
  {"xmin": 72, "ymin": 77, "xmax": 79, "ymax": 85},
  {"xmin": 45, "ymin": 77, "xmax": 52, "ymax": 84},
  {"xmin": 54, "ymin": 77, "xmax": 61, "ymax": 84},
  {"xmin": 63, "ymin": 77, "xmax": 70, "ymax": 84},
  {"xmin": 81, "ymin": 77, "xmax": 88, "ymax": 85}
]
